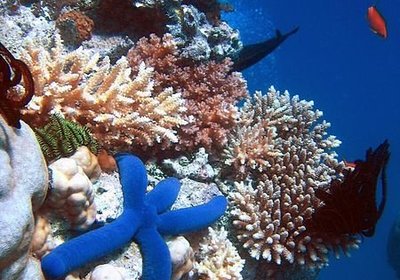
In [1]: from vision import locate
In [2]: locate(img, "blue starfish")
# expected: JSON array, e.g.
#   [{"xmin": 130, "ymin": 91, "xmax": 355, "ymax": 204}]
[{"xmin": 41, "ymin": 153, "xmax": 227, "ymax": 280}]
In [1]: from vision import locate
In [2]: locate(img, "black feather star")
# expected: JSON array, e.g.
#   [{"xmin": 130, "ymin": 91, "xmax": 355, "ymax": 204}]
[
  {"xmin": 305, "ymin": 140, "xmax": 390, "ymax": 243},
  {"xmin": 0, "ymin": 42, "xmax": 34, "ymax": 129}
]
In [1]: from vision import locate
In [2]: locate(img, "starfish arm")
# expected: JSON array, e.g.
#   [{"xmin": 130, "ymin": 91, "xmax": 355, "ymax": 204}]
[
  {"xmin": 145, "ymin": 177, "xmax": 181, "ymax": 213},
  {"xmin": 115, "ymin": 153, "xmax": 148, "ymax": 209},
  {"xmin": 41, "ymin": 210, "xmax": 140, "ymax": 280},
  {"xmin": 134, "ymin": 227, "xmax": 172, "ymax": 280},
  {"xmin": 157, "ymin": 195, "xmax": 228, "ymax": 235}
]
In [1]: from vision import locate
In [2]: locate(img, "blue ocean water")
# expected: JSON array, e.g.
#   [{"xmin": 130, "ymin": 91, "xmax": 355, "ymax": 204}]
[{"xmin": 224, "ymin": 1, "xmax": 400, "ymax": 279}]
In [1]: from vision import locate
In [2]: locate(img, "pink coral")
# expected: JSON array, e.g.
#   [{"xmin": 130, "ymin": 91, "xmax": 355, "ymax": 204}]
[{"xmin": 127, "ymin": 34, "xmax": 247, "ymax": 155}]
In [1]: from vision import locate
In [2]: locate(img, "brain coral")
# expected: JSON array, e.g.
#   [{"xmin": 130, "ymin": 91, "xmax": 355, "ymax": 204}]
[
  {"xmin": 20, "ymin": 35, "xmax": 187, "ymax": 153},
  {"xmin": 228, "ymin": 87, "xmax": 358, "ymax": 270}
]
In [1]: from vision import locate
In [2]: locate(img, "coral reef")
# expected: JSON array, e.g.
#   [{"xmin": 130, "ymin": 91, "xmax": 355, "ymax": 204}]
[
  {"xmin": 194, "ymin": 227, "xmax": 245, "ymax": 280},
  {"xmin": 56, "ymin": 10, "xmax": 94, "ymax": 46},
  {"xmin": 132, "ymin": 0, "xmax": 164, "ymax": 8},
  {"xmin": 28, "ymin": 0, "xmax": 83, "ymax": 19},
  {"xmin": 162, "ymin": 148, "xmax": 215, "ymax": 181},
  {"xmin": 20, "ymin": 34, "xmax": 187, "ymax": 153},
  {"xmin": 0, "ymin": 116, "xmax": 48, "ymax": 279},
  {"xmin": 182, "ymin": 0, "xmax": 234, "ymax": 24},
  {"xmin": 0, "ymin": 2, "xmax": 391, "ymax": 280},
  {"xmin": 82, "ymin": 35, "xmax": 134, "ymax": 64},
  {"xmin": 34, "ymin": 114, "xmax": 99, "ymax": 163},
  {"xmin": 41, "ymin": 153, "xmax": 227, "ymax": 280},
  {"xmin": 0, "ymin": 4, "xmax": 56, "ymax": 55},
  {"xmin": 228, "ymin": 87, "xmax": 346, "ymax": 271},
  {"xmin": 127, "ymin": 34, "xmax": 247, "ymax": 155},
  {"xmin": 167, "ymin": 4, "xmax": 242, "ymax": 61}
]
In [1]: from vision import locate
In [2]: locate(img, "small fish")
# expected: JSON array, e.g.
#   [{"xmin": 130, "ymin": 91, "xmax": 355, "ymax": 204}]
[
  {"xmin": 343, "ymin": 160, "xmax": 357, "ymax": 169},
  {"xmin": 367, "ymin": 5, "xmax": 388, "ymax": 38}
]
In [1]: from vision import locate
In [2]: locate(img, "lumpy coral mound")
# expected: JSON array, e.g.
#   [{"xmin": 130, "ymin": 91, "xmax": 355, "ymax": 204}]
[{"xmin": 127, "ymin": 33, "xmax": 248, "ymax": 156}]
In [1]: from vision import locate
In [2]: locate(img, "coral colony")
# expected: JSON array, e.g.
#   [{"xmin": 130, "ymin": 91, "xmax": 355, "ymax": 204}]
[{"xmin": 0, "ymin": 1, "xmax": 391, "ymax": 280}]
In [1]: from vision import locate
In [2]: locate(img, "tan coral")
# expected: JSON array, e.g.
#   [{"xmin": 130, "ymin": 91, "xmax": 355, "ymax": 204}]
[
  {"xmin": 228, "ymin": 86, "xmax": 347, "ymax": 269},
  {"xmin": 45, "ymin": 155, "xmax": 96, "ymax": 231},
  {"xmin": 70, "ymin": 146, "xmax": 102, "ymax": 182},
  {"xmin": 223, "ymin": 120, "xmax": 281, "ymax": 180},
  {"xmin": 20, "ymin": 35, "xmax": 187, "ymax": 153},
  {"xmin": 195, "ymin": 227, "xmax": 244, "ymax": 280},
  {"xmin": 167, "ymin": 236, "xmax": 194, "ymax": 280},
  {"xmin": 89, "ymin": 264, "xmax": 126, "ymax": 280},
  {"xmin": 30, "ymin": 214, "xmax": 51, "ymax": 259}
]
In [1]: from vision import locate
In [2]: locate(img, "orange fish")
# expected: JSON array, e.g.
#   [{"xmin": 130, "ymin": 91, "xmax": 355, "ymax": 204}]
[
  {"xmin": 344, "ymin": 160, "xmax": 357, "ymax": 169},
  {"xmin": 367, "ymin": 5, "xmax": 388, "ymax": 38}
]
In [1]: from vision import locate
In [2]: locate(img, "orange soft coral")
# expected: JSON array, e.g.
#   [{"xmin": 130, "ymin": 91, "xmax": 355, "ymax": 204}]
[
  {"xmin": 127, "ymin": 34, "xmax": 248, "ymax": 155},
  {"xmin": 56, "ymin": 11, "xmax": 94, "ymax": 45}
]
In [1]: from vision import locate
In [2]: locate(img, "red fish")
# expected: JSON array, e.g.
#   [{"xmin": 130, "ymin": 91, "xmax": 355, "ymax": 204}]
[{"xmin": 367, "ymin": 5, "xmax": 388, "ymax": 38}]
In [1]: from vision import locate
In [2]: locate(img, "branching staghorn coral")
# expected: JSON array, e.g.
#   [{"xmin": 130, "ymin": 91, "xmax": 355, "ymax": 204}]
[
  {"xmin": 127, "ymin": 34, "xmax": 247, "ymax": 155},
  {"xmin": 20, "ymin": 35, "xmax": 187, "ymax": 153},
  {"xmin": 223, "ymin": 119, "xmax": 281, "ymax": 180},
  {"xmin": 228, "ymin": 87, "xmax": 354, "ymax": 271}
]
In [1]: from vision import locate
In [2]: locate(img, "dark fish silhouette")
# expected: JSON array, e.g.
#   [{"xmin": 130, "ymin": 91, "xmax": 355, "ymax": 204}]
[{"xmin": 232, "ymin": 26, "xmax": 299, "ymax": 72}]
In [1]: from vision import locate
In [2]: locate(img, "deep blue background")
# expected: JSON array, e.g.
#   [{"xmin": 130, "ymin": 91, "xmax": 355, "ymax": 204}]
[{"xmin": 224, "ymin": 1, "xmax": 400, "ymax": 279}]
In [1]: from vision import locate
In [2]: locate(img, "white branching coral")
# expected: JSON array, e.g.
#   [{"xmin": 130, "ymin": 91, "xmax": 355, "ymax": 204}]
[
  {"xmin": 195, "ymin": 227, "xmax": 245, "ymax": 280},
  {"xmin": 229, "ymin": 86, "xmax": 345, "ymax": 268},
  {"xmin": 21, "ymin": 35, "xmax": 187, "ymax": 152},
  {"xmin": 223, "ymin": 119, "xmax": 281, "ymax": 180}
]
